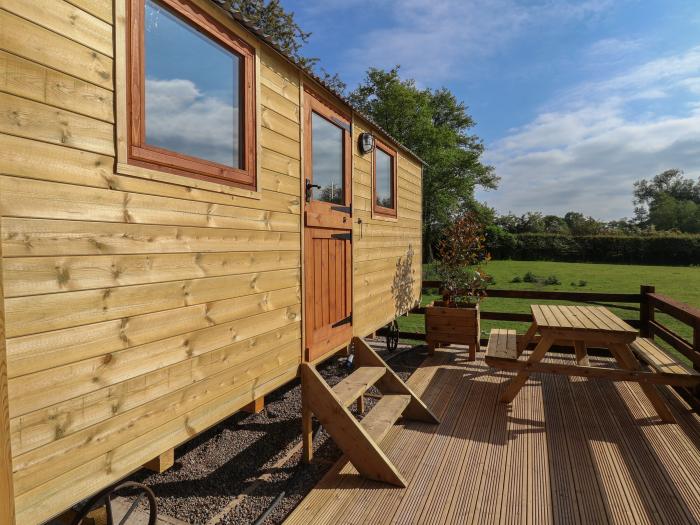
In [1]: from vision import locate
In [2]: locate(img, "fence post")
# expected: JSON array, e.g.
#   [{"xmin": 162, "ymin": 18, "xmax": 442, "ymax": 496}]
[
  {"xmin": 639, "ymin": 285, "xmax": 655, "ymax": 338},
  {"xmin": 694, "ymin": 323, "xmax": 700, "ymax": 398}
]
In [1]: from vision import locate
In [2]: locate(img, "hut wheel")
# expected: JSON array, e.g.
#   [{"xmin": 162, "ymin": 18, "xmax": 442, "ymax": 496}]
[
  {"xmin": 386, "ymin": 320, "xmax": 400, "ymax": 352},
  {"xmin": 70, "ymin": 481, "xmax": 158, "ymax": 525}
]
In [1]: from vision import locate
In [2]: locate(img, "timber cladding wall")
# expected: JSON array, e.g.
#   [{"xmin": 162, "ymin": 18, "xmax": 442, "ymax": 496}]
[
  {"xmin": 0, "ymin": 0, "xmax": 423, "ymax": 522},
  {"xmin": 352, "ymin": 121, "xmax": 423, "ymax": 338},
  {"xmin": 0, "ymin": 1, "xmax": 302, "ymax": 523}
]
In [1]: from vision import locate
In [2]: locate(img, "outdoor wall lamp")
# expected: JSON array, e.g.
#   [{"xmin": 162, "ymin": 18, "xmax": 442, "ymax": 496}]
[{"xmin": 358, "ymin": 132, "xmax": 375, "ymax": 154}]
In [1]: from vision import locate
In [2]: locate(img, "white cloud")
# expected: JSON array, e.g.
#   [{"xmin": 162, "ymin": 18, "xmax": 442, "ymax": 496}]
[
  {"xmin": 322, "ymin": 0, "xmax": 622, "ymax": 84},
  {"xmin": 145, "ymin": 78, "xmax": 239, "ymax": 166},
  {"xmin": 586, "ymin": 37, "xmax": 644, "ymax": 58},
  {"xmin": 679, "ymin": 77, "xmax": 700, "ymax": 95},
  {"xmin": 479, "ymin": 46, "xmax": 700, "ymax": 220}
]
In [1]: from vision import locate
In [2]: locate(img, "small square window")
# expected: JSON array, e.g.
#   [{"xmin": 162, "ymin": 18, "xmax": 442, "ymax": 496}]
[
  {"xmin": 128, "ymin": 0, "xmax": 256, "ymax": 189},
  {"xmin": 373, "ymin": 139, "xmax": 397, "ymax": 217}
]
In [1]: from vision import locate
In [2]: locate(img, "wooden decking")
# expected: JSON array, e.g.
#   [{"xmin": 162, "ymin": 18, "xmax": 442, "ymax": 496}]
[{"xmin": 285, "ymin": 346, "xmax": 700, "ymax": 525}]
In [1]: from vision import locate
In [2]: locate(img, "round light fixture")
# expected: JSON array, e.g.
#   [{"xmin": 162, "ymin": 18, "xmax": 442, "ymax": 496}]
[{"xmin": 358, "ymin": 132, "xmax": 375, "ymax": 154}]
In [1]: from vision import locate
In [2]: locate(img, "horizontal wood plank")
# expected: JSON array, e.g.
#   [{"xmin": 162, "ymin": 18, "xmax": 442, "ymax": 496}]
[
  {"xmin": 0, "ymin": 9, "xmax": 113, "ymax": 89},
  {"xmin": 0, "ymin": 50, "xmax": 114, "ymax": 122},
  {"xmin": 5, "ymin": 267, "xmax": 300, "ymax": 337},
  {"xmin": 0, "ymin": 0, "xmax": 113, "ymax": 57},
  {"xmin": 14, "ymin": 361, "xmax": 300, "ymax": 525},
  {"xmin": 9, "ymin": 323, "xmax": 301, "ymax": 457},
  {"xmin": 0, "ymin": 92, "xmax": 114, "ymax": 155},
  {"xmin": 3, "ymin": 250, "xmax": 300, "ymax": 297},
  {"xmin": 7, "ymin": 285, "xmax": 300, "ymax": 378},
  {"xmin": 2, "ymin": 218, "xmax": 301, "ymax": 257},
  {"xmin": 0, "ymin": 176, "xmax": 300, "ymax": 231},
  {"xmin": 64, "ymin": 0, "xmax": 112, "ymax": 24},
  {"xmin": 12, "ymin": 341, "xmax": 301, "ymax": 495},
  {"xmin": 8, "ymin": 303, "xmax": 301, "ymax": 417}
]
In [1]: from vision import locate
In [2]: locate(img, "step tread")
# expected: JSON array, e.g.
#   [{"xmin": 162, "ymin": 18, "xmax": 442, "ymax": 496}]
[
  {"xmin": 361, "ymin": 394, "xmax": 411, "ymax": 443},
  {"xmin": 333, "ymin": 366, "xmax": 386, "ymax": 406},
  {"xmin": 485, "ymin": 328, "xmax": 517, "ymax": 360}
]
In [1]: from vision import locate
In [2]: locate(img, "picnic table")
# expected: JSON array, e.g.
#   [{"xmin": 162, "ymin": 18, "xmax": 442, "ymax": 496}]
[{"xmin": 485, "ymin": 305, "xmax": 700, "ymax": 424}]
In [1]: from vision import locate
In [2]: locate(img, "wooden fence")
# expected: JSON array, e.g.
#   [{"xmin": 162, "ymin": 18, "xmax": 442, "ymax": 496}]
[
  {"xmin": 379, "ymin": 281, "xmax": 700, "ymax": 405},
  {"xmin": 392, "ymin": 281, "xmax": 700, "ymax": 376},
  {"xmin": 640, "ymin": 285, "xmax": 700, "ymax": 372}
]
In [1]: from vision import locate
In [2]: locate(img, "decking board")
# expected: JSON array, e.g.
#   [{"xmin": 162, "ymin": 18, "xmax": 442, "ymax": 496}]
[{"xmin": 285, "ymin": 347, "xmax": 700, "ymax": 525}]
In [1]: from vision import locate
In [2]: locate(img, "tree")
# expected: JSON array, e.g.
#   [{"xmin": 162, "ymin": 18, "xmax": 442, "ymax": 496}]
[
  {"xmin": 494, "ymin": 213, "xmax": 521, "ymax": 234},
  {"xmin": 542, "ymin": 215, "xmax": 570, "ymax": 234},
  {"xmin": 347, "ymin": 67, "xmax": 498, "ymax": 260},
  {"xmin": 318, "ymin": 69, "xmax": 347, "ymax": 95},
  {"xmin": 563, "ymin": 211, "xmax": 603, "ymax": 236},
  {"xmin": 605, "ymin": 218, "xmax": 640, "ymax": 234},
  {"xmin": 434, "ymin": 212, "xmax": 491, "ymax": 304},
  {"xmin": 648, "ymin": 193, "xmax": 700, "ymax": 233},
  {"xmin": 229, "ymin": 0, "xmax": 346, "ymax": 93},
  {"xmin": 230, "ymin": 0, "xmax": 314, "ymax": 67},
  {"xmin": 634, "ymin": 169, "xmax": 700, "ymax": 232},
  {"xmin": 518, "ymin": 212, "xmax": 546, "ymax": 234},
  {"xmin": 494, "ymin": 212, "xmax": 549, "ymax": 234}
]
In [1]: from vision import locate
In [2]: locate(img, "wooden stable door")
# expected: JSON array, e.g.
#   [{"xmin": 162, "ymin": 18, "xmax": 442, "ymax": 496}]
[
  {"xmin": 304, "ymin": 229, "xmax": 352, "ymax": 360},
  {"xmin": 304, "ymin": 90, "xmax": 353, "ymax": 361}
]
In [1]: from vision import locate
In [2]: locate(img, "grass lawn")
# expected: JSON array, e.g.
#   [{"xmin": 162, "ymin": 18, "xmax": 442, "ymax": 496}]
[{"xmin": 399, "ymin": 260, "xmax": 700, "ymax": 362}]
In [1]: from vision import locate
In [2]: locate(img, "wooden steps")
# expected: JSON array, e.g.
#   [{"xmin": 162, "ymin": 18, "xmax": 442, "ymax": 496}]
[
  {"xmin": 301, "ymin": 337, "xmax": 438, "ymax": 487},
  {"xmin": 485, "ymin": 328, "xmax": 518, "ymax": 366},
  {"xmin": 333, "ymin": 366, "xmax": 386, "ymax": 406},
  {"xmin": 361, "ymin": 394, "xmax": 411, "ymax": 442}
]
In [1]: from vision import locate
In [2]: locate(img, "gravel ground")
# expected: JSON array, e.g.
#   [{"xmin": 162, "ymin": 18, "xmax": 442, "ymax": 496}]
[{"xmin": 125, "ymin": 342, "xmax": 428, "ymax": 525}]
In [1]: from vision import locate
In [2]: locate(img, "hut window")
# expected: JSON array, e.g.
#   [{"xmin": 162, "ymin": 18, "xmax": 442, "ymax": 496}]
[
  {"xmin": 373, "ymin": 140, "xmax": 398, "ymax": 217},
  {"xmin": 128, "ymin": 0, "xmax": 256, "ymax": 189},
  {"xmin": 311, "ymin": 112, "xmax": 345, "ymax": 204}
]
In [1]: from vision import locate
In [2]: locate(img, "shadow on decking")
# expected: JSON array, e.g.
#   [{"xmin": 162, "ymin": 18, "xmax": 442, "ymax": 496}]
[{"xmin": 285, "ymin": 346, "xmax": 700, "ymax": 524}]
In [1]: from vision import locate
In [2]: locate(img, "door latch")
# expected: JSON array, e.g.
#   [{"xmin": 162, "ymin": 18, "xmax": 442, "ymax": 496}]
[{"xmin": 305, "ymin": 178, "xmax": 321, "ymax": 202}]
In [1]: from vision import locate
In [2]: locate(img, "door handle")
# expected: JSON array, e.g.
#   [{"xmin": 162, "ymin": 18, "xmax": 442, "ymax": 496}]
[{"xmin": 305, "ymin": 178, "xmax": 321, "ymax": 202}]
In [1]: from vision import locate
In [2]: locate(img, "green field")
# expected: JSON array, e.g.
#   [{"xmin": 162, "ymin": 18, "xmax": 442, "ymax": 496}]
[{"xmin": 399, "ymin": 260, "xmax": 700, "ymax": 362}]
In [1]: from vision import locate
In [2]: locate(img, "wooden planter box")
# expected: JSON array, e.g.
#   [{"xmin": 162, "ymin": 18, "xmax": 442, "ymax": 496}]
[{"xmin": 425, "ymin": 302, "xmax": 480, "ymax": 361}]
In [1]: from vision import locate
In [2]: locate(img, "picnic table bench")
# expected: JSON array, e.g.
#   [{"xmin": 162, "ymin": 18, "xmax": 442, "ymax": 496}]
[{"xmin": 485, "ymin": 304, "xmax": 700, "ymax": 424}]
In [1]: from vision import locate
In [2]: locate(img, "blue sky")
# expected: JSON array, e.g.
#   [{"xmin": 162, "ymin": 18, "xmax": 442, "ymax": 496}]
[{"xmin": 283, "ymin": 0, "xmax": 700, "ymax": 220}]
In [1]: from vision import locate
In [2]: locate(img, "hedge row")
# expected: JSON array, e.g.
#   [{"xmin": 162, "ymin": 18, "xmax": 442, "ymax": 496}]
[{"xmin": 486, "ymin": 230, "xmax": 700, "ymax": 265}]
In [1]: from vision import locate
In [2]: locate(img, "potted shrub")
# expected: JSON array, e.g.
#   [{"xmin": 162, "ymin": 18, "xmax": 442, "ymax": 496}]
[{"xmin": 425, "ymin": 213, "xmax": 491, "ymax": 360}]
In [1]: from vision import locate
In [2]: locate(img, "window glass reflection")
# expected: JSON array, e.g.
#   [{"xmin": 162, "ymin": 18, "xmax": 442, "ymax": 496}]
[
  {"xmin": 145, "ymin": 0, "xmax": 240, "ymax": 167},
  {"xmin": 311, "ymin": 112, "xmax": 344, "ymax": 204},
  {"xmin": 375, "ymin": 148, "xmax": 394, "ymax": 209}
]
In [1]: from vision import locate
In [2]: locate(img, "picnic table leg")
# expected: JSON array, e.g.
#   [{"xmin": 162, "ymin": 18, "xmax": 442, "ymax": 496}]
[
  {"xmin": 501, "ymin": 334, "xmax": 554, "ymax": 403},
  {"xmin": 609, "ymin": 343, "xmax": 675, "ymax": 423},
  {"xmin": 574, "ymin": 341, "xmax": 590, "ymax": 366},
  {"xmin": 517, "ymin": 322, "xmax": 538, "ymax": 357}
]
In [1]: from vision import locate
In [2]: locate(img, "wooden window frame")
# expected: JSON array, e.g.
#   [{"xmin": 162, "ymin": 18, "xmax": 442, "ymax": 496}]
[
  {"xmin": 127, "ymin": 0, "xmax": 257, "ymax": 190},
  {"xmin": 303, "ymin": 88, "xmax": 353, "ymax": 211},
  {"xmin": 372, "ymin": 138, "xmax": 398, "ymax": 218}
]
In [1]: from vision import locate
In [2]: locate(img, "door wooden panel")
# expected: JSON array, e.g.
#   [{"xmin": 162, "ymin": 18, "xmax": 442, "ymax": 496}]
[
  {"xmin": 305, "ymin": 227, "xmax": 352, "ymax": 361},
  {"xmin": 304, "ymin": 89, "xmax": 353, "ymax": 362}
]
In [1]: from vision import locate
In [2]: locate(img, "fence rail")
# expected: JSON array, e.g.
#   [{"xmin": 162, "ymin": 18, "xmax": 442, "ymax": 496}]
[
  {"xmin": 383, "ymin": 281, "xmax": 700, "ymax": 404},
  {"xmin": 399, "ymin": 283, "xmax": 644, "ymax": 340},
  {"xmin": 422, "ymin": 280, "xmax": 641, "ymax": 303},
  {"xmin": 642, "ymin": 290, "xmax": 700, "ymax": 368},
  {"xmin": 394, "ymin": 282, "xmax": 699, "ymax": 374}
]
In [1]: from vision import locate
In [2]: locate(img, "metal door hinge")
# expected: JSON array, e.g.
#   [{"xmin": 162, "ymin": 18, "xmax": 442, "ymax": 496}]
[
  {"xmin": 331, "ymin": 203, "xmax": 352, "ymax": 214},
  {"xmin": 331, "ymin": 232, "xmax": 352, "ymax": 241},
  {"xmin": 332, "ymin": 314, "xmax": 352, "ymax": 327}
]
